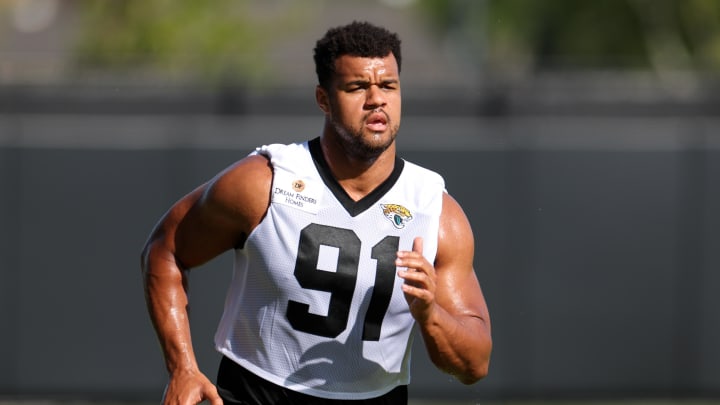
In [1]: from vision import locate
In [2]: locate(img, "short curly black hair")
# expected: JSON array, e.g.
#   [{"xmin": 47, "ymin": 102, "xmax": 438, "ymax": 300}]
[{"xmin": 313, "ymin": 21, "xmax": 402, "ymax": 89}]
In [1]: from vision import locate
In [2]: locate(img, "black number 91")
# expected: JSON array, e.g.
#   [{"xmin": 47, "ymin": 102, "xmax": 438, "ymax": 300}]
[{"xmin": 286, "ymin": 223, "xmax": 399, "ymax": 341}]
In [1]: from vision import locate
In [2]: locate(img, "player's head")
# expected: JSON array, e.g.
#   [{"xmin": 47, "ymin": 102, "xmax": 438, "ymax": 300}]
[{"xmin": 314, "ymin": 21, "xmax": 402, "ymax": 90}]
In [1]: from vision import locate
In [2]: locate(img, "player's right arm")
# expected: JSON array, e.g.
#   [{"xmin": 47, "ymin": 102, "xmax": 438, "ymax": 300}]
[{"xmin": 140, "ymin": 154, "xmax": 272, "ymax": 405}]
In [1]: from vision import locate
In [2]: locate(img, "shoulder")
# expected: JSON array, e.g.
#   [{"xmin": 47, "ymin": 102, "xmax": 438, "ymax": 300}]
[
  {"xmin": 202, "ymin": 153, "xmax": 273, "ymax": 226},
  {"xmin": 255, "ymin": 141, "xmax": 311, "ymax": 168},
  {"xmin": 436, "ymin": 192, "xmax": 474, "ymax": 267},
  {"xmin": 147, "ymin": 152, "xmax": 275, "ymax": 269},
  {"xmin": 202, "ymin": 141, "xmax": 311, "ymax": 230},
  {"xmin": 209, "ymin": 153, "xmax": 273, "ymax": 193},
  {"xmin": 401, "ymin": 159, "xmax": 445, "ymax": 188}
]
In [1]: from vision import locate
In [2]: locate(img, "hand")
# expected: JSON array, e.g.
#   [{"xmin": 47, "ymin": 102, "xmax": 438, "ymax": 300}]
[
  {"xmin": 162, "ymin": 369, "xmax": 223, "ymax": 405},
  {"xmin": 396, "ymin": 237, "xmax": 437, "ymax": 323}
]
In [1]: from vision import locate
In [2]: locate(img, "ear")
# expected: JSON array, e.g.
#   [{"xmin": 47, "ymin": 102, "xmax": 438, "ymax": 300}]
[{"xmin": 315, "ymin": 85, "xmax": 330, "ymax": 114}]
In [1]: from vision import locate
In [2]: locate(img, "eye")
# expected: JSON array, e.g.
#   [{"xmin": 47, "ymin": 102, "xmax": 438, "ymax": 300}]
[{"xmin": 344, "ymin": 82, "xmax": 368, "ymax": 93}]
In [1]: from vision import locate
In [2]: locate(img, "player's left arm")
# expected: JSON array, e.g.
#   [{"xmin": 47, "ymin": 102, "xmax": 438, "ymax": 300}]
[{"xmin": 396, "ymin": 192, "xmax": 492, "ymax": 384}]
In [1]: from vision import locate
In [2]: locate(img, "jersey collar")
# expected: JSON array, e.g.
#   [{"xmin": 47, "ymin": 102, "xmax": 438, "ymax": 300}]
[{"xmin": 308, "ymin": 137, "xmax": 404, "ymax": 217}]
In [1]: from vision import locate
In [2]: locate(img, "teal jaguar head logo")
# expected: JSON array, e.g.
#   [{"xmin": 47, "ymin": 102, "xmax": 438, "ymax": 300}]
[{"xmin": 380, "ymin": 204, "xmax": 413, "ymax": 229}]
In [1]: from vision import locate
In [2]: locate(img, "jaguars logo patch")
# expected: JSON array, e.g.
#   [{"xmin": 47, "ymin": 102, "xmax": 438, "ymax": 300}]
[{"xmin": 380, "ymin": 203, "xmax": 413, "ymax": 229}]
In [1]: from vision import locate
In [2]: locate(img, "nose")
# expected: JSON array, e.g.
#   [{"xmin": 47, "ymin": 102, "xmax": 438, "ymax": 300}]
[{"xmin": 364, "ymin": 84, "xmax": 386, "ymax": 110}]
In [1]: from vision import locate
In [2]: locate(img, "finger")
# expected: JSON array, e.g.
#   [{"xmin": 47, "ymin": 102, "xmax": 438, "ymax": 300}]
[
  {"xmin": 397, "ymin": 268, "xmax": 428, "ymax": 283},
  {"xmin": 206, "ymin": 388, "xmax": 223, "ymax": 405},
  {"xmin": 396, "ymin": 256, "xmax": 424, "ymax": 271},
  {"xmin": 398, "ymin": 238, "xmax": 425, "ymax": 273},
  {"xmin": 412, "ymin": 237, "xmax": 423, "ymax": 255},
  {"xmin": 401, "ymin": 282, "xmax": 433, "ymax": 299}
]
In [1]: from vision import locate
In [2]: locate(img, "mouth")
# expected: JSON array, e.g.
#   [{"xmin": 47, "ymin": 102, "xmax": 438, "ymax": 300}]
[{"xmin": 365, "ymin": 111, "xmax": 388, "ymax": 132}]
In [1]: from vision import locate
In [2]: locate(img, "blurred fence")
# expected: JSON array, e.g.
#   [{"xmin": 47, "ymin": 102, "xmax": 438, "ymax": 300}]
[{"xmin": 0, "ymin": 78, "xmax": 719, "ymax": 402}]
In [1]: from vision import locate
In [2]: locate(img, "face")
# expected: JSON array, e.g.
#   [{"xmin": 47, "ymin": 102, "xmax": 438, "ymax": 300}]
[{"xmin": 317, "ymin": 54, "xmax": 401, "ymax": 160}]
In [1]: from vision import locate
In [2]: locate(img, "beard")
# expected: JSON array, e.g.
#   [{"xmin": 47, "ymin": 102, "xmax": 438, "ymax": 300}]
[{"xmin": 330, "ymin": 112, "xmax": 400, "ymax": 161}]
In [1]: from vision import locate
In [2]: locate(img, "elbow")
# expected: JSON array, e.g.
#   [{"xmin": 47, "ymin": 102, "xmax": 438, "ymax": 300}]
[
  {"xmin": 454, "ymin": 339, "xmax": 492, "ymax": 385},
  {"xmin": 433, "ymin": 354, "xmax": 491, "ymax": 385},
  {"xmin": 457, "ymin": 361, "xmax": 490, "ymax": 385}
]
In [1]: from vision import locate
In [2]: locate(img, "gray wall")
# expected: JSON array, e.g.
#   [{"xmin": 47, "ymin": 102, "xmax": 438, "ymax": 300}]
[{"xmin": 1, "ymin": 89, "xmax": 719, "ymax": 402}]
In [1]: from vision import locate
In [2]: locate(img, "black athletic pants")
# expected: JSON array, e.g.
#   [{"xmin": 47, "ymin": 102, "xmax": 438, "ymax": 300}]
[{"xmin": 216, "ymin": 356, "xmax": 408, "ymax": 405}]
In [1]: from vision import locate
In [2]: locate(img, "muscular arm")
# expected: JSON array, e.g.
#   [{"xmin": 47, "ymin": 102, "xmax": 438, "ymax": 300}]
[
  {"xmin": 396, "ymin": 193, "xmax": 492, "ymax": 384},
  {"xmin": 140, "ymin": 154, "xmax": 272, "ymax": 405}
]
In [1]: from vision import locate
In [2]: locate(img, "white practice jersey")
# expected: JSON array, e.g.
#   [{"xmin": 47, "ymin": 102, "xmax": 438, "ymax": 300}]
[{"xmin": 215, "ymin": 138, "xmax": 445, "ymax": 400}]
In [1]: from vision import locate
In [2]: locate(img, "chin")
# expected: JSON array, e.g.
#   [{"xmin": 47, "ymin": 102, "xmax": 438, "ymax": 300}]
[
  {"xmin": 364, "ymin": 132, "xmax": 394, "ymax": 150},
  {"xmin": 333, "ymin": 123, "xmax": 397, "ymax": 159}
]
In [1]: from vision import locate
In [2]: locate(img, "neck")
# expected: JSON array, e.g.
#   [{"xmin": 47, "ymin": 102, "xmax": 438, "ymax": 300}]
[{"xmin": 319, "ymin": 134, "xmax": 397, "ymax": 201}]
